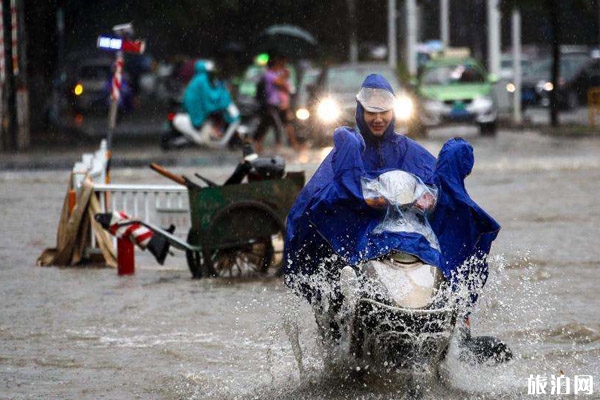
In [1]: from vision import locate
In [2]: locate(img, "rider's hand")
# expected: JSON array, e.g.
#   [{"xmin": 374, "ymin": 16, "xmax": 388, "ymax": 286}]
[
  {"xmin": 365, "ymin": 197, "xmax": 388, "ymax": 208},
  {"xmin": 415, "ymin": 192, "xmax": 435, "ymax": 211}
]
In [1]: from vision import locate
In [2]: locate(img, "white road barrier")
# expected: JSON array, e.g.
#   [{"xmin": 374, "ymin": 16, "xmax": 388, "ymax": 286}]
[{"xmin": 71, "ymin": 140, "xmax": 191, "ymax": 259}]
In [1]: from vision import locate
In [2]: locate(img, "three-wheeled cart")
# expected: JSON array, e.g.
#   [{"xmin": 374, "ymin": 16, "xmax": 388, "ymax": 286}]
[
  {"xmin": 141, "ymin": 163, "xmax": 305, "ymax": 279},
  {"xmin": 185, "ymin": 171, "xmax": 304, "ymax": 278}
]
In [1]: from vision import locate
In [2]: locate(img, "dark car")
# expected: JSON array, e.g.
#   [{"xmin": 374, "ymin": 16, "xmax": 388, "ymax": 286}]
[
  {"xmin": 296, "ymin": 62, "xmax": 419, "ymax": 144},
  {"xmin": 66, "ymin": 56, "xmax": 135, "ymax": 115},
  {"xmin": 69, "ymin": 58, "xmax": 113, "ymax": 113},
  {"xmin": 520, "ymin": 53, "xmax": 592, "ymax": 110},
  {"xmin": 565, "ymin": 57, "xmax": 600, "ymax": 105}
]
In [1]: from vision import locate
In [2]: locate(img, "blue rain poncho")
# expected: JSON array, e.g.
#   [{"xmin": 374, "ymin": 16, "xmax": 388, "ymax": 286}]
[
  {"xmin": 283, "ymin": 74, "xmax": 500, "ymax": 303},
  {"xmin": 183, "ymin": 61, "xmax": 236, "ymax": 128},
  {"xmin": 283, "ymin": 75, "xmax": 437, "ymax": 280},
  {"xmin": 430, "ymin": 137, "xmax": 501, "ymax": 294}
]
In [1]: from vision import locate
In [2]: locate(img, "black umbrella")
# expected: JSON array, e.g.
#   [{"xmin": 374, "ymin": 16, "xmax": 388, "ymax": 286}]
[{"xmin": 254, "ymin": 24, "xmax": 319, "ymax": 59}]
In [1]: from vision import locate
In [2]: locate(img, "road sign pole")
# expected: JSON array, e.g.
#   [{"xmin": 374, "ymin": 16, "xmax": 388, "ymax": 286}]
[
  {"xmin": 105, "ymin": 49, "xmax": 123, "ymax": 189},
  {"xmin": 512, "ymin": 9, "xmax": 522, "ymax": 124},
  {"xmin": 96, "ymin": 23, "xmax": 145, "ymax": 188},
  {"xmin": 96, "ymin": 23, "xmax": 145, "ymax": 275},
  {"xmin": 388, "ymin": 0, "xmax": 397, "ymax": 69}
]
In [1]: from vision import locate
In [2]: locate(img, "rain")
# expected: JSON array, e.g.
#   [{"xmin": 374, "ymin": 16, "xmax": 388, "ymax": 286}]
[{"xmin": 1, "ymin": 1, "xmax": 599, "ymax": 399}]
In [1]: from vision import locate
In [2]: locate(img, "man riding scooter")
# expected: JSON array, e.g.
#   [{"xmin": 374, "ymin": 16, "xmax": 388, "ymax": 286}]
[
  {"xmin": 167, "ymin": 60, "xmax": 240, "ymax": 148},
  {"xmin": 284, "ymin": 74, "xmax": 512, "ymax": 365}
]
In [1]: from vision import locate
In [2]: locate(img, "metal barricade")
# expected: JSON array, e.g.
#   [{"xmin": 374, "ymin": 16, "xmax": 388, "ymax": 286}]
[
  {"xmin": 588, "ymin": 87, "xmax": 600, "ymax": 127},
  {"xmin": 91, "ymin": 184, "xmax": 190, "ymax": 254}
]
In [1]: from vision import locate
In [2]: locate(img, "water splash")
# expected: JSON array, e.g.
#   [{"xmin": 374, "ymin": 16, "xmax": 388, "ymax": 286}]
[
  {"xmin": 165, "ymin": 249, "xmax": 593, "ymax": 400},
  {"xmin": 437, "ymin": 251, "xmax": 581, "ymax": 398}
]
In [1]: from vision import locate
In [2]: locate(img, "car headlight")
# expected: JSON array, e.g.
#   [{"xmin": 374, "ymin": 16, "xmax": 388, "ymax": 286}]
[
  {"xmin": 506, "ymin": 83, "xmax": 516, "ymax": 93},
  {"xmin": 394, "ymin": 95, "xmax": 414, "ymax": 121},
  {"xmin": 471, "ymin": 95, "xmax": 493, "ymax": 110},
  {"xmin": 536, "ymin": 80, "xmax": 553, "ymax": 92},
  {"xmin": 317, "ymin": 98, "xmax": 340, "ymax": 123},
  {"xmin": 295, "ymin": 108, "xmax": 310, "ymax": 121}
]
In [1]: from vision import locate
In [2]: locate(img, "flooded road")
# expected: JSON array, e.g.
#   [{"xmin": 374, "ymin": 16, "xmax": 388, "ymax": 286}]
[{"xmin": 1, "ymin": 129, "xmax": 599, "ymax": 399}]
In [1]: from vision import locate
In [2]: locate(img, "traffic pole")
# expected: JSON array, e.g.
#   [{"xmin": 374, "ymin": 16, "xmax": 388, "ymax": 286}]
[
  {"xmin": 1, "ymin": 0, "xmax": 17, "ymax": 151},
  {"xmin": 405, "ymin": 0, "xmax": 417, "ymax": 77},
  {"xmin": 440, "ymin": 0, "xmax": 449, "ymax": 47},
  {"xmin": 96, "ymin": 24, "xmax": 145, "ymax": 188},
  {"xmin": 105, "ymin": 50, "xmax": 123, "ymax": 186},
  {"xmin": 107, "ymin": 52, "xmax": 132, "ymax": 274},
  {"xmin": 96, "ymin": 23, "xmax": 145, "ymax": 275},
  {"xmin": 388, "ymin": 0, "xmax": 397, "ymax": 70},
  {"xmin": 0, "ymin": 1, "xmax": 5, "ymax": 149},
  {"xmin": 512, "ymin": 9, "xmax": 522, "ymax": 124}
]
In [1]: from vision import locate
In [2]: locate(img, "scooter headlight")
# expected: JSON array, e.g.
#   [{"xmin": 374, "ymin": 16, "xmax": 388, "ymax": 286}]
[
  {"xmin": 363, "ymin": 253, "xmax": 442, "ymax": 309},
  {"xmin": 317, "ymin": 98, "xmax": 340, "ymax": 123},
  {"xmin": 394, "ymin": 95, "xmax": 414, "ymax": 121}
]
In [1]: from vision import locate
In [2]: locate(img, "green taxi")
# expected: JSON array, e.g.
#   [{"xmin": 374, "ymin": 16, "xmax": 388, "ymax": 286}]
[{"xmin": 416, "ymin": 56, "xmax": 499, "ymax": 135}]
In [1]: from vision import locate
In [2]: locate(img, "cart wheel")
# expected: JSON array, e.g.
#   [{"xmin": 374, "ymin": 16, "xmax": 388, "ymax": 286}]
[
  {"xmin": 185, "ymin": 229, "xmax": 203, "ymax": 279},
  {"xmin": 202, "ymin": 201, "xmax": 285, "ymax": 278}
]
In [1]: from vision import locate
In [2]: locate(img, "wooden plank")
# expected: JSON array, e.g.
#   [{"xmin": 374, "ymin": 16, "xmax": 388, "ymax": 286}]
[{"xmin": 88, "ymin": 192, "xmax": 117, "ymax": 268}]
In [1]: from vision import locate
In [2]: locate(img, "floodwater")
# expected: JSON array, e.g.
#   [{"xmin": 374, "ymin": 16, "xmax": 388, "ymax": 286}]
[{"xmin": 1, "ymin": 129, "xmax": 599, "ymax": 399}]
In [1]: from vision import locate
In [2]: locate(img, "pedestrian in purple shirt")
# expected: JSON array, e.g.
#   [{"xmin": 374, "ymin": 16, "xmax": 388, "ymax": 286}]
[{"xmin": 253, "ymin": 54, "xmax": 299, "ymax": 153}]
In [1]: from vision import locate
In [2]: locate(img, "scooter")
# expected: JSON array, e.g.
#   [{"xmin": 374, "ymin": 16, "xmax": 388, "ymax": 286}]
[
  {"xmin": 313, "ymin": 170, "xmax": 512, "ymax": 377},
  {"xmin": 160, "ymin": 100, "xmax": 245, "ymax": 150}
]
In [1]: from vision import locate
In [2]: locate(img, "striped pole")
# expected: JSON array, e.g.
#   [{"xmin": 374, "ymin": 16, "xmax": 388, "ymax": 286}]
[
  {"xmin": 0, "ymin": 0, "xmax": 17, "ymax": 151},
  {"xmin": 105, "ymin": 50, "xmax": 124, "ymax": 209},
  {"xmin": 9, "ymin": 0, "xmax": 15, "ymax": 75},
  {"xmin": 110, "ymin": 56, "xmax": 123, "ymax": 104},
  {"xmin": 0, "ymin": 0, "xmax": 4, "ymax": 84},
  {"xmin": 108, "ymin": 51, "xmax": 123, "ymax": 132},
  {"xmin": 0, "ymin": 0, "xmax": 5, "ymax": 148}
]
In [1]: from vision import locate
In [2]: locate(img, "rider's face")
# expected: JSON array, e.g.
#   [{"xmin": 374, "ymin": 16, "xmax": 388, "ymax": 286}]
[{"xmin": 363, "ymin": 109, "xmax": 393, "ymax": 136}]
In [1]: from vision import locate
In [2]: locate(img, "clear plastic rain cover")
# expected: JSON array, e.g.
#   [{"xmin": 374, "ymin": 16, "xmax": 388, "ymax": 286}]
[{"xmin": 361, "ymin": 170, "xmax": 440, "ymax": 250}]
